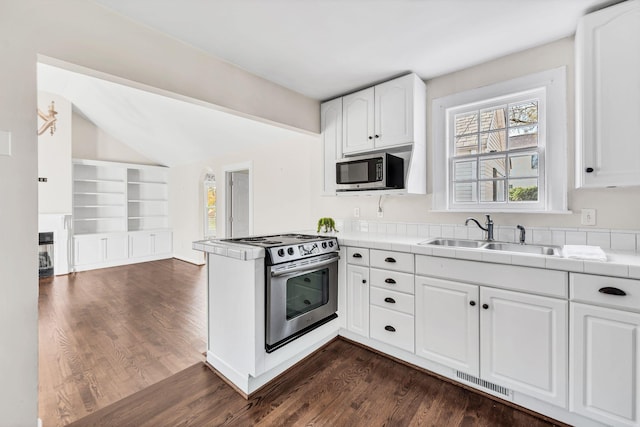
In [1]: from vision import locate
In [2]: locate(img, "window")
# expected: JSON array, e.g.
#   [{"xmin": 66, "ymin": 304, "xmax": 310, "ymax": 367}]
[
  {"xmin": 204, "ymin": 173, "xmax": 217, "ymax": 237},
  {"xmin": 433, "ymin": 67, "xmax": 567, "ymax": 212}
]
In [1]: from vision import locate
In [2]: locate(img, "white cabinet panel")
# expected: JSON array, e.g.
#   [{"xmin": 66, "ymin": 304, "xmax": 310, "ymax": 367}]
[
  {"xmin": 370, "ymin": 286, "xmax": 414, "ymax": 315},
  {"xmin": 370, "ymin": 249, "xmax": 414, "ymax": 273},
  {"xmin": 576, "ymin": 0, "xmax": 640, "ymax": 187},
  {"xmin": 346, "ymin": 265, "xmax": 370, "ymax": 338},
  {"xmin": 74, "ymin": 236, "xmax": 102, "ymax": 266},
  {"xmin": 369, "ymin": 269, "xmax": 414, "ymax": 294},
  {"xmin": 153, "ymin": 230, "xmax": 173, "ymax": 254},
  {"xmin": 375, "ymin": 74, "xmax": 414, "ymax": 148},
  {"xmin": 321, "ymin": 98, "xmax": 342, "ymax": 195},
  {"xmin": 342, "ymin": 87, "xmax": 375, "ymax": 154},
  {"xmin": 370, "ymin": 305, "xmax": 414, "ymax": 353},
  {"xmin": 415, "ymin": 276, "xmax": 480, "ymax": 376},
  {"xmin": 129, "ymin": 232, "xmax": 152, "ymax": 258},
  {"xmin": 571, "ymin": 302, "xmax": 640, "ymax": 426},
  {"xmin": 480, "ymin": 287, "xmax": 568, "ymax": 407},
  {"xmin": 346, "ymin": 247, "xmax": 369, "ymax": 266},
  {"xmin": 103, "ymin": 234, "xmax": 128, "ymax": 262}
]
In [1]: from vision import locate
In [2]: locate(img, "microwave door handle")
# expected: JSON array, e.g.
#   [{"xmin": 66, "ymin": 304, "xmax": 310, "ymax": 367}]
[{"xmin": 270, "ymin": 257, "xmax": 338, "ymax": 278}]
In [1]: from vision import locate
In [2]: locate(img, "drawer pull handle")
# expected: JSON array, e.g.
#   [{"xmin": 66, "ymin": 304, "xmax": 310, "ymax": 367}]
[
  {"xmin": 599, "ymin": 287, "xmax": 626, "ymax": 296},
  {"xmin": 352, "ymin": 253, "xmax": 363, "ymax": 258},
  {"xmin": 384, "ymin": 297, "xmax": 396, "ymax": 304},
  {"xmin": 384, "ymin": 325, "xmax": 396, "ymax": 332},
  {"xmin": 385, "ymin": 278, "xmax": 396, "ymax": 284},
  {"xmin": 384, "ymin": 257, "xmax": 396, "ymax": 263}
]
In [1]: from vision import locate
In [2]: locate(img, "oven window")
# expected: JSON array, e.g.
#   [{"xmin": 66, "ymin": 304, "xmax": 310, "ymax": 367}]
[{"xmin": 286, "ymin": 268, "xmax": 329, "ymax": 320}]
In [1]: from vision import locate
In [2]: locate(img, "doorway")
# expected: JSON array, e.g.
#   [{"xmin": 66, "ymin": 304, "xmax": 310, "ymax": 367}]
[{"xmin": 224, "ymin": 163, "xmax": 252, "ymax": 238}]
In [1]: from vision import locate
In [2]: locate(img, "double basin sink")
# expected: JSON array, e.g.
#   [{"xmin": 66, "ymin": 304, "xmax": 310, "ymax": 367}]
[{"xmin": 420, "ymin": 238, "xmax": 561, "ymax": 256}]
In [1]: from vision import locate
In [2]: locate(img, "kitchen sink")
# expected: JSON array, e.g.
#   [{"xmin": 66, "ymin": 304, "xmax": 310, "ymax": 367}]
[
  {"xmin": 483, "ymin": 242, "xmax": 561, "ymax": 256},
  {"xmin": 419, "ymin": 238, "xmax": 562, "ymax": 256},
  {"xmin": 421, "ymin": 238, "xmax": 486, "ymax": 248}
]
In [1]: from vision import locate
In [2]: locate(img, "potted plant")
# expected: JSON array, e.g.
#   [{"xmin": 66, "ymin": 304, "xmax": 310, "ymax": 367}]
[{"xmin": 317, "ymin": 217, "xmax": 338, "ymax": 233}]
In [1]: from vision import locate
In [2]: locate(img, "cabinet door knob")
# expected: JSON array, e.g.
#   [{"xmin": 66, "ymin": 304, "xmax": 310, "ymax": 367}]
[
  {"xmin": 599, "ymin": 287, "xmax": 626, "ymax": 296},
  {"xmin": 482, "ymin": 303, "xmax": 489, "ymax": 309},
  {"xmin": 352, "ymin": 253, "xmax": 362, "ymax": 258},
  {"xmin": 384, "ymin": 257, "xmax": 396, "ymax": 263},
  {"xmin": 384, "ymin": 278, "xmax": 396, "ymax": 284},
  {"xmin": 585, "ymin": 167, "xmax": 594, "ymax": 173},
  {"xmin": 384, "ymin": 297, "xmax": 396, "ymax": 304},
  {"xmin": 384, "ymin": 325, "xmax": 396, "ymax": 332},
  {"xmin": 375, "ymin": 134, "xmax": 380, "ymax": 138},
  {"xmin": 368, "ymin": 136, "xmax": 373, "ymax": 140},
  {"xmin": 362, "ymin": 279, "xmax": 367, "ymax": 284},
  {"xmin": 469, "ymin": 301, "xmax": 476, "ymax": 306}
]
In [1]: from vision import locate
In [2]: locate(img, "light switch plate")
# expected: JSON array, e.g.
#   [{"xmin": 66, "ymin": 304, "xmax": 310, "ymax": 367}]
[
  {"xmin": 0, "ymin": 130, "xmax": 11, "ymax": 156},
  {"xmin": 581, "ymin": 208, "xmax": 596, "ymax": 226},
  {"xmin": 353, "ymin": 207, "xmax": 360, "ymax": 218}
]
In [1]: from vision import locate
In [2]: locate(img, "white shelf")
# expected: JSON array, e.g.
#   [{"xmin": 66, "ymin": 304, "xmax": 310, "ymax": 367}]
[{"xmin": 73, "ymin": 159, "xmax": 169, "ymax": 236}]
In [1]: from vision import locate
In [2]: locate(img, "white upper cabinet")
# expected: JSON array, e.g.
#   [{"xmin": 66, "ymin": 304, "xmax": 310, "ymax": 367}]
[
  {"xmin": 576, "ymin": 0, "xmax": 640, "ymax": 188},
  {"xmin": 320, "ymin": 98, "xmax": 343, "ymax": 195},
  {"xmin": 342, "ymin": 87, "xmax": 375, "ymax": 154},
  {"xmin": 342, "ymin": 73, "xmax": 425, "ymax": 155}
]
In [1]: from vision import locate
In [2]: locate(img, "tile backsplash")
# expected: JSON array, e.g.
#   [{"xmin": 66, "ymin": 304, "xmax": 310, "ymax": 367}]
[{"xmin": 337, "ymin": 219, "xmax": 639, "ymax": 252}]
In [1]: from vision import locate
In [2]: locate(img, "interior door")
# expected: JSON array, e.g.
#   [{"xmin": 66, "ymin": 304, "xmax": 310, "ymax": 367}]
[{"xmin": 229, "ymin": 170, "xmax": 249, "ymax": 238}]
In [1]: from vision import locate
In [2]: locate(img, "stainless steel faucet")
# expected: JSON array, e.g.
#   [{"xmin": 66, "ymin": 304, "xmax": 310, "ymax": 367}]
[
  {"xmin": 465, "ymin": 214, "xmax": 494, "ymax": 241},
  {"xmin": 517, "ymin": 225, "xmax": 526, "ymax": 244}
]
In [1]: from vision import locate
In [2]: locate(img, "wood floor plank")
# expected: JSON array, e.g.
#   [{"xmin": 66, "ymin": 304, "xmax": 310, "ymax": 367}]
[
  {"xmin": 67, "ymin": 339, "xmax": 567, "ymax": 427},
  {"xmin": 39, "ymin": 259, "xmax": 207, "ymax": 426}
]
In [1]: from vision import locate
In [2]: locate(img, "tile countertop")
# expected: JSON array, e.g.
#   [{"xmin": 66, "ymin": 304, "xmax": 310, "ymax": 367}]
[
  {"xmin": 193, "ymin": 232, "xmax": 640, "ymax": 280},
  {"xmin": 336, "ymin": 232, "xmax": 640, "ymax": 280}
]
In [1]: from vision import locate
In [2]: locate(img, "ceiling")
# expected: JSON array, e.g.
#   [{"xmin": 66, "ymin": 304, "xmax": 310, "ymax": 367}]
[
  {"xmin": 37, "ymin": 63, "xmax": 315, "ymax": 167},
  {"xmin": 92, "ymin": 0, "xmax": 614, "ymax": 100},
  {"xmin": 39, "ymin": 0, "xmax": 616, "ymax": 168}
]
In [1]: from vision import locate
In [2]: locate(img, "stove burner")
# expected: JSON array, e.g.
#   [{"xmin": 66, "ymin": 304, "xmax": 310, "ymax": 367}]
[
  {"xmin": 261, "ymin": 241, "xmax": 283, "ymax": 245},
  {"xmin": 281, "ymin": 234, "xmax": 317, "ymax": 239},
  {"xmin": 241, "ymin": 237, "xmax": 267, "ymax": 242}
]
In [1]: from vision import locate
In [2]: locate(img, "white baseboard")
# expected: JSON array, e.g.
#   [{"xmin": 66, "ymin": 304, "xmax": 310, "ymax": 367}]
[{"xmin": 173, "ymin": 254, "xmax": 205, "ymax": 266}]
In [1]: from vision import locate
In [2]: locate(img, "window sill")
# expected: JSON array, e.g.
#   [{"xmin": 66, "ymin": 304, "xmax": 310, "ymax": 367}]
[{"xmin": 429, "ymin": 209, "xmax": 573, "ymax": 215}]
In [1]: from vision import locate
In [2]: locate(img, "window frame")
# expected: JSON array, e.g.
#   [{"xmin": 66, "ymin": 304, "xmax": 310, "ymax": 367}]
[{"xmin": 432, "ymin": 67, "xmax": 567, "ymax": 213}]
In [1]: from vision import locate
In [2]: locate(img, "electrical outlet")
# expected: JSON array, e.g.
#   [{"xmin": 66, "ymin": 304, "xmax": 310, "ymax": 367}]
[
  {"xmin": 377, "ymin": 209, "xmax": 383, "ymax": 218},
  {"xmin": 581, "ymin": 208, "xmax": 596, "ymax": 226},
  {"xmin": 353, "ymin": 207, "xmax": 360, "ymax": 218}
]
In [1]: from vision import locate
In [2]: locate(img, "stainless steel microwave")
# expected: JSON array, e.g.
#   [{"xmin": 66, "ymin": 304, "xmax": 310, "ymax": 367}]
[{"xmin": 336, "ymin": 153, "xmax": 404, "ymax": 191}]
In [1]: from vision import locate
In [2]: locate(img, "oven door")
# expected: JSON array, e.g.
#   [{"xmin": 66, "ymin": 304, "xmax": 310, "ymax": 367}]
[{"xmin": 266, "ymin": 253, "xmax": 338, "ymax": 352}]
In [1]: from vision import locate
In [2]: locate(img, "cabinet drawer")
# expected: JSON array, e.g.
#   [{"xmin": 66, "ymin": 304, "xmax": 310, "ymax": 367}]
[
  {"xmin": 370, "ymin": 250, "xmax": 414, "ymax": 273},
  {"xmin": 370, "ymin": 305, "xmax": 414, "ymax": 353},
  {"xmin": 370, "ymin": 287, "xmax": 414, "ymax": 315},
  {"xmin": 370, "ymin": 268, "xmax": 414, "ymax": 295},
  {"xmin": 571, "ymin": 273, "xmax": 640, "ymax": 312},
  {"xmin": 346, "ymin": 247, "xmax": 370, "ymax": 266}
]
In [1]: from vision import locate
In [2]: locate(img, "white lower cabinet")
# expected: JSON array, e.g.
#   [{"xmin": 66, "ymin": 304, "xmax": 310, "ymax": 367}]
[
  {"xmin": 415, "ymin": 276, "xmax": 480, "ymax": 375},
  {"xmin": 570, "ymin": 303, "xmax": 640, "ymax": 426},
  {"xmin": 129, "ymin": 230, "xmax": 173, "ymax": 259},
  {"xmin": 480, "ymin": 287, "xmax": 568, "ymax": 407},
  {"xmin": 370, "ymin": 305, "xmax": 414, "ymax": 353},
  {"xmin": 74, "ymin": 234, "xmax": 128, "ymax": 268},
  {"xmin": 415, "ymin": 277, "xmax": 568, "ymax": 408},
  {"xmin": 74, "ymin": 230, "xmax": 171, "ymax": 271},
  {"xmin": 346, "ymin": 264, "xmax": 370, "ymax": 338}
]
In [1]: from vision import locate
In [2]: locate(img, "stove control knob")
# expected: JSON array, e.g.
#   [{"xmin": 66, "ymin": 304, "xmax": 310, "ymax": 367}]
[
  {"xmin": 328, "ymin": 241, "xmax": 334, "ymax": 248},
  {"xmin": 322, "ymin": 242, "xmax": 327, "ymax": 249},
  {"xmin": 277, "ymin": 249, "xmax": 285, "ymax": 257},
  {"xmin": 287, "ymin": 247, "xmax": 295, "ymax": 255}
]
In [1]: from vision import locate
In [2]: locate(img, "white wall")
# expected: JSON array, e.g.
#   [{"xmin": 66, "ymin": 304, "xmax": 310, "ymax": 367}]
[
  {"xmin": 0, "ymin": 1, "xmax": 318, "ymax": 425},
  {"xmin": 171, "ymin": 134, "xmax": 319, "ymax": 264},
  {"xmin": 313, "ymin": 37, "xmax": 640, "ymax": 231},
  {"xmin": 72, "ymin": 113, "xmax": 156, "ymax": 165},
  {"xmin": 37, "ymin": 92, "xmax": 72, "ymax": 214}
]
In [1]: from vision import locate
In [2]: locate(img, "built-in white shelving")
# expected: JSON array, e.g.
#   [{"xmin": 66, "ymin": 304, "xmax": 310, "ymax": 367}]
[{"xmin": 72, "ymin": 159, "xmax": 172, "ymax": 271}]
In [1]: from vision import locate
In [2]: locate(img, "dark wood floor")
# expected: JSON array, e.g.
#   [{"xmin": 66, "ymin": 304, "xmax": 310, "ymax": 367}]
[
  {"xmin": 41, "ymin": 259, "xmax": 565, "ymax": 427},
  {"xmin": 38, "ymin": 259, "xmax": 207, "ymax": 426},
  {"xmin": 67, "ymin": 338, "xmax": 564, "ymax": 427}
]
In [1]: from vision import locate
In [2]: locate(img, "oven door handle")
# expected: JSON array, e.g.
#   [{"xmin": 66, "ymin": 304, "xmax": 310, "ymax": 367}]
[{"xmin": 270, "ymin": 257, "xmax": 338, "ymax": 278}]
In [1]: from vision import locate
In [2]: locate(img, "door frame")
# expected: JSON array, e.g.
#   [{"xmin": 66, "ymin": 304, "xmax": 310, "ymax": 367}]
[{"xmin": 222, "ymin": 161, "xmax": 253, "ymax": 238}]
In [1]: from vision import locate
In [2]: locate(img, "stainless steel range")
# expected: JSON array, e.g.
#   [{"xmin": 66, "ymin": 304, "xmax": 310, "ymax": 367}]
[{"xmin": 222, "ymin": 233, "xmax": 339, "ymax": 352}]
